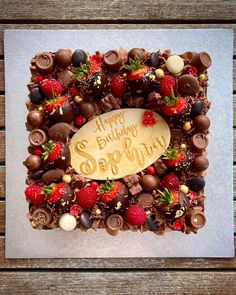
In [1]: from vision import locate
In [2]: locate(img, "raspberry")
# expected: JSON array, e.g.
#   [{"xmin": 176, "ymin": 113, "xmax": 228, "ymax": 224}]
[
  {"xmin": 159, "ymin": 75, "xmax": 176, "ymax": 96},
  {"xmin": 172, "ymin": 219, "xmax": 184, "ymax": 231},
  {"xmin": 125, "ymin": 205, "xmax": 146, "ymax": 226},
  {"xmin": 69, "ymin": 86, "xmax": 79, "ymax": 96},
  {"xmin": 41, "ymin": 79, "xmax": 63, "ymax": 97},
  {"xmin": 161, "ymin": 173, "xmax": 180, "ymax": 190},
  {"xmin": 90, "ymin": 181, "xmax": 99, "ymax": 190},
  {"xmin": 110, "ymin": 76, "xmax": 126, "ymax": 97},
  {"xmin": 146, "ymin": 166, "xmax": 155, "ymax": 175},
  {"xmin": 74, "ymin": 116, "xmax": 85, "ymax": 127},
  {"xmin": 76, "ymin": 187, "xmax": 97, "ymax": 208},
  {"xmin": 70, "ymin": 204, "xmax": 83, "ymax": 217},
  {"xmin": 24, "ymin": 184, "xmax": 45, "ymax": 206},
  {"xmin": 89, "ymin": 54, "xmax": 102, "ymax": 65}
]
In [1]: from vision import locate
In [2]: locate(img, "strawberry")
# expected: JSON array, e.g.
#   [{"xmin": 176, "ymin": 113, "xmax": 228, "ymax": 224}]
[
  {"xmin": 42, "ymin": 140, "xmax": 62, "ymax": 162},
  {"xmin": 127, "ymin": 66, "xmax": 149, "ymax": 81},
  {"xmin": 43, "ymin": 182, "xmax": 73, "ymax": 212},
  {"xmin": 89, "ymin": 54, "xmax": 102, "ymax": 65},
  {"xmin": 41, "ymin": 79, "xmax": 63, "ymax": 97},
  {"xmin": 43, "ymin": 95, "xmax": 68, "ymax": 114},
  {"xmin": 125, "ymin": 205, "xmax": 146, "ymax": 226},
  {"xmin": 44, "ymin": 182, "xmax": 65, "ymax": 204},
  {"xmin": 43, "ymin": 95, "xmax": 74, "ymax": 123},
  {"xmin": 162, "ymin": 95, "xmax": 187, "ymax": 117},
  {"xmin": 161, "ymin": 173, "xmax": 180, "ymax": 190},
  {"xmin": 25, "ymin": 183, "xmax": 45, "ymax": 206},
  {"xmin": 124, "ymin": 54, "xmax": 148, "ymax": 81},
  {"xmin": 76, "ymin": 187, "xmax": 97, "ymax": 208},
  {"xmin": 99, "ymin": 180, "xmax": 123, "ymax": 203},
  {"xmin": 158, "ymin": 188, "xmax": 179, "ymax": 208},
  {"xmin": 110, "ymin": 76, "xmax": 126, "ymax": 97},
  {"xmin": 162, "ymin": 148, "xmax": 185, "ymax": 168},
  {"xmin": 42, "ymin": 140, "xmax": 70, "ymax": 169},
  {"xmin": 159, "ymin": 75, "xmax": 176, "ymax": 96},
  {"xmin": 172, "ymin": 219, "xmax": 184, "ymax": 231}
]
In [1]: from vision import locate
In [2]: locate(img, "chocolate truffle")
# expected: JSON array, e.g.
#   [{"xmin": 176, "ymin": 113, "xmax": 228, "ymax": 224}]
[
  {"xmin": 138, "ymin": 193, "xmax": 154, "ymax": 207},
  {"xmin": 191, "ymin": 52, "xmax": 212, "ymax": 73},
  {"xmin": 72, "ymin": 49, "xmax": 87, "ymax": 66},
  {"xmin": 42, "ymin": 169, "xmax": 64, "ymax": 184},
  {"xmin": 166, "ymin": 55, "xmax": 184, "ymax": 74},
  {"xmin": 31, "ymin": 169, "xmax": 45, "ymax": 181},
  {"xmin": 54, "ymin": 49, "xmax": 72, "ymax": 68},
  {"xmin": 48, "ymin": 122, "xmax": 71, "ymax": 141},
  {"xmin": 49, "ymin": 101, "xmax": 74, "ymax": 123},
  {"xmin": 35, "ymin": 52, "xmax": 54, "ymax": 74},
  {"xmin": 28, "ymin": 129, "xmax": 47, "ymax": 146},
  {"xmin": 188, "ymin": 176, "xmax": 205, "ymax": 192},
  {"xmin": 178, "ymin": 74, "xmax": 200, "ymax": 95},
  {"xmin": 24, "ymin": 154, "xmax": 42, "ymax": 171},
  {"xmin": 140, "ymin": 175, "xmax": 159, "ymax": 193},
  {"xmin": 193, "ymin": 115, "xmax": 210, "ymax": 132},
  {"xmin": 106, "ymin": 214, "xmax": 123, "ymax": 236},
  {"xmin": 103, "ymin": 50, "xmax": 123, "ymax": 72},
  {"xmin": 29, "ymin": 207, "xmax": 52, "ymax": 229},
  {"xmin": 190, "ymin": 133, "xmax": 208, "ymax": 151},
  {"xmin": 147, "ymin": 52, "xmax": 159, "ymax": 68},
  {"xmin": 188, "ymin": 210, "xmax": 206, "ymax": 229},
  {"xmin": 57, "ymin": 70, "xmax": 75, "ymax": 87},
  {"xmin": 27, "ymin": 110, "xmax": 44, "ymax": 127},
  {"xmin": 146, "ymin": 215, "xmax": 158, "ymax": 231},
  {"xmin": 29, "ymin": 87, "xmax": 45, "ymax": 105},
  {"xmin": 128, "ymin": 48, "xmax": 146, "ymax": 61},
  {"xmin": 79, "ymin": 101, "xmax": 96, "ymax": 118},
  {"xmin": 59, "ymin": 213, "xmax": 77, "ymax": 231},
  {"xmin": 79, "ymin": 212, "xmax": 92, "ymax": 229},
  {"xmin": 191, "ymin": 155, "xmax": 209, "ymax": 172},
  {"xmin": 190, "ymin": 101, "xmax": 204, "ymax": 117}
]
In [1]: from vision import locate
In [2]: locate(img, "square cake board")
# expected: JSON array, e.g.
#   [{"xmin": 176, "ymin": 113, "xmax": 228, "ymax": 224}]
[{"xmin": 4, "ymin": 29, "xmax": 234, "ymax": 258}]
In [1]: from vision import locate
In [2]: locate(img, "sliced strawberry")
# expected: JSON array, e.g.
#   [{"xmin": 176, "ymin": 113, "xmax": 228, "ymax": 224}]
[
  {"xmin": 162, "ymin": 96, "xmax": 187, "ymax": 117},
  {"xmin": 158, "ymin": 188, "xmax": 179, "ymax": 208},
  {"xmin": 127, "ymin": 66, "xmax": 148, "ymax": 81},
  {"xmin": 159, "ymin": 75, "xmax": 176, "ymax": 96},
  {"xmin": 43, "ymin": 183, "xmax": 65, "ymax": 204},
  {"xmin": 42, "ymin": 140, "xmax": 63, "ymax": 162},
  {"xmin": 110, "ymin": 76, "xmax": 126, "ymax": 97},
  {"xmin": 89, "ymin": 54, "xmax": 102, "ymax": 65},
  {"xmin": 41, "ymin": 78, "xmax": 63, "ymax": 97},
  {"xmin": 43, "ymin": 96, "xmax": 68, "ymax": 113},
  {"xmin": 162, "ymin": 148, "xmax": 185, "ymax": 168},
  {"xmin": 99, "ymin": 180, "xmax": 122, "ymax": 203}
]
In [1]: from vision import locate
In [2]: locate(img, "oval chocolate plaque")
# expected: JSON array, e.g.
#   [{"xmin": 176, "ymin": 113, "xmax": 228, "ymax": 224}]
[{"xmin": 69, "ymin": 109, "xmax": 170, "ymax": 180}]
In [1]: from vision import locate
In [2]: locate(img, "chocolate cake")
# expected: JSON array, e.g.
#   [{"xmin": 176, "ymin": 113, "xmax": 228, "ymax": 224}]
[{"xmin": 24, "ymin": 48, "xmax": 211, "ymax": 235}]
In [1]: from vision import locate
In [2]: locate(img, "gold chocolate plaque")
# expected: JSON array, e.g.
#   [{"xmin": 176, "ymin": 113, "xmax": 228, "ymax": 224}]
[{"xmin": 69, "ymin": 109, "xmax": 170, "ymax": 180}]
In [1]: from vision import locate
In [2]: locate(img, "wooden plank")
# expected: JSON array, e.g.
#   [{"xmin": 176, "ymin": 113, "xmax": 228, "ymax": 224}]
[
  {"xmin": 0, "ymin": 166, "xmax": 4, "ymax": 199},
  {"xmin": 0, "ymin": 24, "xmax": 236, "ymax": 56},
  {"xmin": 0, "ymin": 0, "xmax": 235, "ymax": 21},
  {"xmin": 0, "ymin": 236, "xmax": 235, "ymax": 269},
  {"xmin": 0, "ymin": 54, "xmax": 235, "ymax": 93},
  {"xmin": 0, "ymin": 131, "xmax": 4, "ymax": 161},
  {"xmin": 0, "ymin": 60, "xmax": 3, "ymax": 92},
  {"xmin": 0, "ymin": 201, "xmax": 4, "ymax": 233},
  {"xmin": 0, "ymin": 95, "xmax": 4, "ymax": 127},
  {"xmin": 0, "ymin": 271, "xmax": 235, "ymax": 295}
]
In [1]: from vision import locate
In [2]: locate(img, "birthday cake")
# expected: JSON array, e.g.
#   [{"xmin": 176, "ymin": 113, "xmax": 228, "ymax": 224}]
[{"xmin": 24, "ymin": 47, "xmax": 211, "ymax": 235}]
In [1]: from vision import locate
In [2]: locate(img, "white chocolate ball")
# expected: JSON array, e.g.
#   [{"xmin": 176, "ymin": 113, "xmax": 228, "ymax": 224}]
[
  {"xmin": 59, "ymin": 213, "xmax": 77, "ymax": 231},
  {"xmin": 180, "ymin": 184, "xmax": 189, "ymax": 194},
  {"xmin": 155, "ymin": 68, "xmax": 164, "ymax": 78},
  {"xmin": 166, "ymin": 55, "xmax": 184, "ymax": 74},
  {"xmin": 62, "ymin": 174, "xmax": 72, "ymax": 184}
]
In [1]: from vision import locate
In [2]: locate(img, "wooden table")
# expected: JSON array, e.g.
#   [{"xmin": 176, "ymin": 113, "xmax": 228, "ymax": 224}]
[{"xmin": 0, "ymin": 1, "xmax": 235, "ymax": 294}]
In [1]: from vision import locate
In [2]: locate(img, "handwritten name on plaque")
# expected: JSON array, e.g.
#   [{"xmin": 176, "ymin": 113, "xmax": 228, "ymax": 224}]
[{"xmin": 69, "ymin": 108, "xmax": 170, "ymax": 180}]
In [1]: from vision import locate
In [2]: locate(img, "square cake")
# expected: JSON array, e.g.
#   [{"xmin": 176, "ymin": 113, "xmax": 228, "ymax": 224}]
[{"xmin": 24, "ymin": 47, "xmax": 211, "ymax": 235}]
